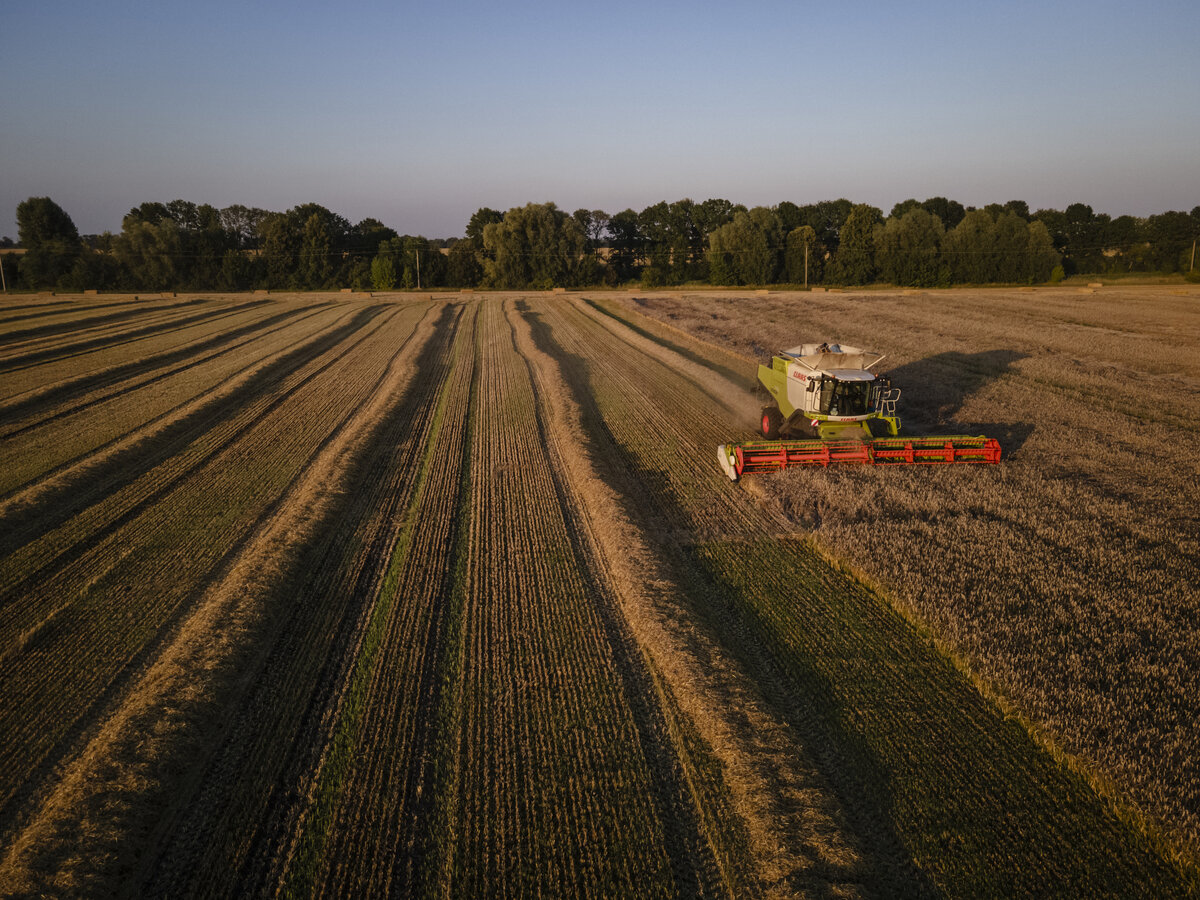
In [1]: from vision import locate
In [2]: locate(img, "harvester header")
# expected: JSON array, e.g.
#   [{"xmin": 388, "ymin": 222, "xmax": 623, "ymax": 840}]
[{"xmin": 718, "ymin": 341, "xmax": 1001, "ymax": 480}]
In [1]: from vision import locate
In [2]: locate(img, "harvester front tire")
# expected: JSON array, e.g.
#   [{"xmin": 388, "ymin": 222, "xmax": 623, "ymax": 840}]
[{"xmin": 761, "ymin": 407, "xmax": 783, "ymax": 439}]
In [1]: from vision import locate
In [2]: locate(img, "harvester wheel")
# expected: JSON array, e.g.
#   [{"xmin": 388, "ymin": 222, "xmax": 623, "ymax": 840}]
[{"xmin": 761, "ymin": 407, "xmax": 783, "ymax": 439}]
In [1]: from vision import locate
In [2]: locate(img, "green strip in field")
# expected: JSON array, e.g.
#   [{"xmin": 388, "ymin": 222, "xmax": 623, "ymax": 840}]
[
  {"xmin": 683, "ymin": 536, "xmax": 1193, "ymax": 897},
  {"xmin": 282, "ymin": 311, "xmax": 472, "ymax": 898},
  {"xmin": 419, "ymin": 306, "xmax": 479, "ymax": 899}
]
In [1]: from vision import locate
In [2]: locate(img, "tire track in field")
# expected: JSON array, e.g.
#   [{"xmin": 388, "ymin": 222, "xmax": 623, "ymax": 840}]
[
  {"xmin": 0, "ymin": 298, "xmax": 271, "ymax": 373},
  {"xmin": 0, "ymin": 302, "xmax": 449, "ymax": 898}
]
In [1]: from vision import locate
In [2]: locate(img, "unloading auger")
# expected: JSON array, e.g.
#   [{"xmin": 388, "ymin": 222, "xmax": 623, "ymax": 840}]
[{"xmin": 717, "ymin": 342, "xmax": 1001, "ymax": 481}]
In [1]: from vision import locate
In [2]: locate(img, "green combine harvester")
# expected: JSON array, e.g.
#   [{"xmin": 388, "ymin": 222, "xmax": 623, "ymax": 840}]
[{"xmin": 717, "ymin": 342, "xmax": 1001, "ymax": 480}]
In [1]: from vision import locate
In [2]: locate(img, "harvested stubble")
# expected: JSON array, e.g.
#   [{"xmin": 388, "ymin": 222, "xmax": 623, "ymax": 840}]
[
  {"xmin": 0, "ymin": 299, "xmax": 434, "ymax": 893},
  {"xmin": 0, "ymin": 290, "xmax": 1195, "ymax": 898},
  {"xmin": 0, "ymin": 296, "xmax": 259, "ymax": 371},
  {"xmin": 139, "ymin": 303, "xmax": 463, "ymax": 896},
  {"xmin": 609, "ymin": 286, "xmax": 1200, "ymax": 868},
  {"xmin": 0, "ymin": 297, "xmax": 325, "ymax": 412},
  {"xmin": 0, "ymin": 301, "xmax": 344, "ymax": 495}
]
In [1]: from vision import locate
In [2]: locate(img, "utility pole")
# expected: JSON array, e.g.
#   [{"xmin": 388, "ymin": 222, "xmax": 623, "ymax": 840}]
[
  {"xmin": 1191, "ymin": 237, "xmax": 1196, "ymax": 272},
  {"xmin": 0, "ymin": 255, "xmax": 6, "ymax": 293},
  {"xmin": 804, "ymin": 241, "xmax": 809, "ymax": 289},
  {"xmin": 416, "ymin": 249, "xmax": 421, "ymax": 290}
]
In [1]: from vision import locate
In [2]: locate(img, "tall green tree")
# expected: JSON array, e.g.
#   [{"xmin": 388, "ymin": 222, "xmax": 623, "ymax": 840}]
[
  {"xmin": 830, "ymin": 204, "xmax": 882, "ymax": 284},
  {"xmin": 795, "ymin": 199, "xmax": 854, "ymax": 250},
  {"xmin": 466, "ymin": 208, "xmax": 504, "ymax": 249},
  {"xmin": 639, "ymin": 201, "xmax": 679, "ymax": 285},
  {"xmin": 606, "ymin": 209, "xmax": 644, "ymax": 282},
  {"xmin": 1024, "ymin": 220, "xmax": 1060, "ymax": 282},
  {"xmin": 16, "ymin": 196, "xmax": 83, "ymax": 289},
  {"xmin": 113, "ymin": 218, "xmax": 182, "ymax": 290},
  {"xmin": 943, "ymin": 209, "xmax": 996, "ymax": 283},
  {"xmin": 298, "ymin": 213, "xmax": 333, "ymax": 288},
  {"xmin": 921, "ymin": 197, "xmax": 966, "ymax": 230},
  {"xmin": 1145, "ymin": 210, "xmax": 1195, "ymax": 272},
  {"xmin": 445, "ymin": 240, "xmax": 483, "ymax": 287},
  {"xmin": 482, "ymin": 203, "xmax": 588, "ymax": 289},
  {"xmin": 874, "ymin": 208, "xmax": 945, "ymax": 286},
  {"xmin": 693, "ymin": 198, "xmax": 739, "ymax": 240},
  {"xmin": 220, "ymin": 204, "xmax": 268, "ymax": 250},
  {"xmin": 259, "ymin": 213, "xmax": 299, "ymax": 288},
  {"xmin": 371, "ymin": 253, "xmax": 397, "ymax": 290},
  {"xmin": 350, "ymin": 217, "xmax": 398, "ymax": 260},
  {"xmin": 707, "ymin": 207, "xmax": 783, "ymax": 285}
]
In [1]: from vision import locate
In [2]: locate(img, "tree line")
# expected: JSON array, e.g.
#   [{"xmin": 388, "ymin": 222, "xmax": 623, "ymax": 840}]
[{"xmin": 7, "ymin": 195, "xmax": 1199, "ymax": 293}]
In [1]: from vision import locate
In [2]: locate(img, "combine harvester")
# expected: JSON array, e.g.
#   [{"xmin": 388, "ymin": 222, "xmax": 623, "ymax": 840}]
[{"xmin": 717, "ymin": 342, "xmax": 1001, "ymax": 481}]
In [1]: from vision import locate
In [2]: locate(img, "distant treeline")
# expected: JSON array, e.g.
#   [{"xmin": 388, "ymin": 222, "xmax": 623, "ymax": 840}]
[{"xmin": 6, "ymin": 195, "xmax": 1199, "ymax": 293}]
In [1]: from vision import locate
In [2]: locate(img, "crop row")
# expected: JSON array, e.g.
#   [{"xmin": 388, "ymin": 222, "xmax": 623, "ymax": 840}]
[
  {"xmin": 0, "ymin": 302, "xmax": 347, "ymax": 497},
  {"xmin": 445, "ymin": 299, "xmax": 685, "ymax": 896},
  {"xmin": 0, "ymin": 297, "xmax": 263, "ymax": 373},
  {"xmin": 0, "ymin": 298, "xmax": 326, "ymax": 424},
  {"xmin": 284, "ymin": 299, "xmax": 482, "ymax": 896}
]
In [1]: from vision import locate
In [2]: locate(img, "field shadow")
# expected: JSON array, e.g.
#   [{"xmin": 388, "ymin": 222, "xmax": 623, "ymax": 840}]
[
  {"xmin": 520, "ymin": 300, "xmax": 937, "ymax": 898},
  {"xmin": 0, "ymin": 305, "xmax": 392, "ymax": 590},
  {"xmin": 0, "ymin": 298, "xmax": 256, "ymax": 373},
  {"xmin": 884, "ymin": 349, "xmax": 1034, "ymax": 454},
  {"xmin": 138, "ymin": 305, "xmax": 465, "ymax": 895},
  {"xmin": 0, "ymin": 304, "xmax": 424, "ymax": 851},
  {"xmin": 1, "ymin": 304, "xmax": 319, "ymax": 430}
]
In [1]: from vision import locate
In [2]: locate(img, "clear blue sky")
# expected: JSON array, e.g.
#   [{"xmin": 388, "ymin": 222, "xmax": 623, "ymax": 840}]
[{"xmin": 2, "ymin": 0, "xmax": 1197, "ymax": 240}]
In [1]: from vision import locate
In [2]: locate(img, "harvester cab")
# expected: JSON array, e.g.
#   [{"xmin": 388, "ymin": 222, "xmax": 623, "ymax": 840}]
[
  {"xmin": 756, "ymin": 343, "xmax": 900, "ymax": 441},
  {"xmin": 718, "ymin": 341, "xmax": 1001, "ymax": 481}
]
